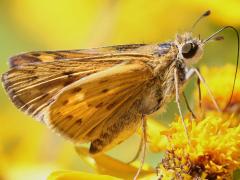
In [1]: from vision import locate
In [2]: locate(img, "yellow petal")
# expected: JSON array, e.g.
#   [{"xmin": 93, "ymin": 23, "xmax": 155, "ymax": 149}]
[
  {"xmin": 48, "ymin": 170, "xmax": 121, "ymax": 180},
  {"xmin": 75, "ymin": 147, "xmax": 154, "ymax": 179}
]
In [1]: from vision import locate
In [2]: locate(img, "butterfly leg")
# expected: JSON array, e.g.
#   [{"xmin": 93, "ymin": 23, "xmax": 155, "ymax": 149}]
[
  {"xmin": 134, "ymin": 115, "xmax": 147, "ymax": 180},
  {"xmin": 197, "ymin": 68, "xmax": 202, "ymax": 110},
  {"xmin": 127, "ymin": 136, "xmax": 143, "ymax": 164},
  {"xmin": 182, "ymin": 91, "xmax": 196, "ymax": 119},
  {"xmin": 186, "ymin": 68, "xmax": 221, "ymax": 112},
  {"xmin": 174, "ymin": 68, "xmax": 190, "ymax": 143}
]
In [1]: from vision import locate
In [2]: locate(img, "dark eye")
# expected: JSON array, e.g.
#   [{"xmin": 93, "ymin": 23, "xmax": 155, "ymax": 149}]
[{"xmin": 182, "ymin": 43, "xmax": 198, "ymax": 59}]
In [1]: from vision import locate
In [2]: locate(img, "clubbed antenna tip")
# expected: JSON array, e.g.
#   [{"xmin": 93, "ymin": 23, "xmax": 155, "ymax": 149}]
[
  {"xmin": 203, "ymin": 10, "xmax": 211, "ymax": 17},
  {"xmin": 191, "ymin": 10, "xmax": 211, "ymax": 31}
]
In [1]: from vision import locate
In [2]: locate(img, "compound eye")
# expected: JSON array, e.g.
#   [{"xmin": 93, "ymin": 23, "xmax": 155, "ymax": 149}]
[{"xmin": 182, "ymin": 43, "xmax": 198, "ymax": 59}]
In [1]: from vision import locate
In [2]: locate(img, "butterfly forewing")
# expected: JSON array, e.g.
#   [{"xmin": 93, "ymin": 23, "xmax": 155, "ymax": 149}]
[
  {"xmin": 3, "ymin": 51, "xmax": 153, "ymax": 121},
  {"xmin": 9, "ymin": 44, "xmax": 148, "ymax": 68},
  {"xmin": 2, "ymin": 60, "xmax": 113, "ymax": 119}
]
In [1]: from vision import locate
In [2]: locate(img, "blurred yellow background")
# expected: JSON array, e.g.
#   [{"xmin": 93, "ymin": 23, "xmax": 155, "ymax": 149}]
[{"xmin": 1, "ymin": 1, "xmax": 240, "ymax": 179}]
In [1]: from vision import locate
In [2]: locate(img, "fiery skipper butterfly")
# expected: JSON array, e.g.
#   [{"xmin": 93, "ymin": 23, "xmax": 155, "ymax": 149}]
[{"xmin": 2, "ymin": 10, "xmax": 239, "ymax": 179}]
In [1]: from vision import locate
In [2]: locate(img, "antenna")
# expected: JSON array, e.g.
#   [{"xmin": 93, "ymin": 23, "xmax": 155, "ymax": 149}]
[
  {"xmin": 203, "ymin": 26, "xmax": 239, "ymax": 111},
  {"xmin": 191, "ymin": 10, "xmax": 211, "ymax": 31}
]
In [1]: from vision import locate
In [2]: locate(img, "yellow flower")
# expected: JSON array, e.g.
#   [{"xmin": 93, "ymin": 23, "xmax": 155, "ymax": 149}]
[{"xmin": 157, "ymin": 115, "xmax": 240, "ymax": 179}]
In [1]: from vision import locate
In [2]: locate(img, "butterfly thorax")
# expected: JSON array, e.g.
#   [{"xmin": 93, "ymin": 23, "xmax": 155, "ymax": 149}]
[
  {"xmin": 140, "ymin": 43, "xmax": 186, "ymax": 115},
  {"xmin": 140, "ymin": 33, "xmax": 204, "ymax": 115}
]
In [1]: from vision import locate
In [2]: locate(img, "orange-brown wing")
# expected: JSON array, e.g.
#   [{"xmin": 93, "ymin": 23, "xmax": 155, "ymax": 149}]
[
  {"xmin": 9, "ymin": 44, "xmax": 148, "ymax": 68},
  {"xmin": 2, "ymin": 53, "xmax": 153, "ymax": 122},
  {"xmin": 46, "ymin": 61, "xmax": 154, "ymax": 144}
]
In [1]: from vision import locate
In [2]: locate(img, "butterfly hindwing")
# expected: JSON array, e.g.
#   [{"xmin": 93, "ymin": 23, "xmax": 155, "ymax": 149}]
[{"xmin": 46, "ymin": 61, "xmax": 154, "ymax": 147}]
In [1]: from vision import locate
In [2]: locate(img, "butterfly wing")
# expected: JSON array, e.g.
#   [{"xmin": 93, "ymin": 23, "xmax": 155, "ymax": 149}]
[
  {"xmin": 2, "ymin": 44, "xmax": 164, "ymax": 153},
  {"xmin": 46, "ymin": 61, "xmax": 154, "ymax": 147},
  {"xmin": 2, "ymin": 52, "xmax": 153, "ymax": 122},
  {"xmin": 9, "ymin": 44, "xmax": 147, "ymax": 67}
]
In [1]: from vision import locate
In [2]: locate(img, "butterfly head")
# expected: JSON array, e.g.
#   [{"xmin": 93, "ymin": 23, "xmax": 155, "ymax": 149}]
[
  {"xmin": 172, "ymin": 10, "xmax": 209, "ymax": 66},
  {"xmin": 175, "ymin": 32, "xmax": 204, "ymax": 65}
]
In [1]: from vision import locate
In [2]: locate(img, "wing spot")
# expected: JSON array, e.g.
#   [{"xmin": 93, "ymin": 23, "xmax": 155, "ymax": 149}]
[
  {"xmin": 56, "ymin": 112, "xmax": 61, "ymax": 116},
  {"xmin": 31, "ymin": 53, "xmax": 41, "ymax": 57},
  {"xmin": 62, "ymin": 100, "xmax": 69, "ymax": 105},
  {"xmin": 30, "ymin": 76, "xmax": 38, "ymax": 81},
  {"xmin": 65, "ymin": 115, "xmax": 73, "ymax": 120},
  {"xmin": 99, "ymin": 79, "xmax": 108, "ymax": 84},
  {"xmin": 21, "ymin": 55, "xmax": 41, "ymax": 63},
  {"xmin": 106, "ymin": 101, "xmax": 118, "ymax": 110},
  {"xmin": 75, "ymin": 118, "xmax": 82, "ymax": 125},
  {"xmin": 72, "ymin": 87, "xmax": 82, "ymax": 93},
  {"xmin": 63, "ymin": 71, "xmax": 74, "ymax": 76},
  {"xmin": 102, "ymin": 89, "xmax": 109, "ymax": 93},
  {"xmin": 96, "ymin": 102, "xmax": 103, "ymax": 108},
  {"xmin": 63, "ymin": 80, "xmax": 74, "ymax": 86}
]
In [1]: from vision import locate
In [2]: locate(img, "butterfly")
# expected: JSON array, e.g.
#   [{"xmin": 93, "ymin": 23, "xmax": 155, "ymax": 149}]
[{"xmin": 3, "ymin": 10, "xmax": 238, "ymax": 179}]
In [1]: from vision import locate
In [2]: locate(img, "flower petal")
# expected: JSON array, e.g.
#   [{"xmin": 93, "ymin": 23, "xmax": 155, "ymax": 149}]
[
  {"xmin": 75, "ymin": 147, "xmax": 154, "ymax": 179},
  {"xmin": 48, "ymin": 170, "xmax": 121, "ymax": 180}
]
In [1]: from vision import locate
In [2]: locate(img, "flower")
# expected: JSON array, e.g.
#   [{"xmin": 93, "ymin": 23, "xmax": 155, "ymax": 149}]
[{"xmin": 157, "ymin": 115, "xmax": 240, "ymax": 179}]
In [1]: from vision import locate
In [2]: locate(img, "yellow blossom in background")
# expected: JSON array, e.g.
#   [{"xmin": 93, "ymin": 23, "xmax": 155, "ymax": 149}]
[
  {"xmin": 185, "ymin": 0, "xmax": 240, "ymax": 26},
  {"xmin": 198, "ymin": 65, "xmax": 240, "ymax": 115},
  {"xmin": 7, "ymin": 0, "xmax": 221, "ymax": 49},
  {"xmin": 6, "ymin": 0, "xmax": 240, "ymax": 50}
]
